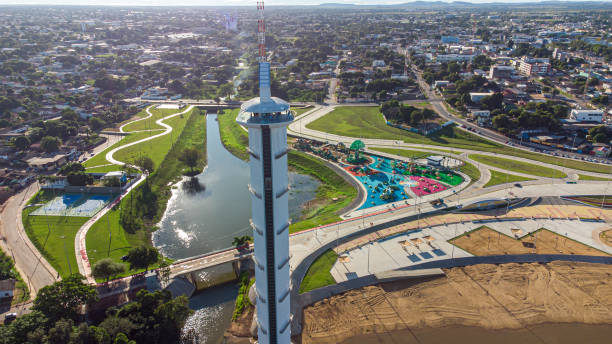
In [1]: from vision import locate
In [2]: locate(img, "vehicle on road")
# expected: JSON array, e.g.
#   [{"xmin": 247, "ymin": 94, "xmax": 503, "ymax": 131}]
[{"xmin": 4, "ymin": 313, "xmax": 17, "ymax": 324}]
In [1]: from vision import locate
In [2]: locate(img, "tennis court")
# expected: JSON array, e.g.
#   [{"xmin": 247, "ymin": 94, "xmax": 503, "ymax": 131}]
[{"xmin": 31, "ymin": 193, "xmax": 114, "ymax": 217}]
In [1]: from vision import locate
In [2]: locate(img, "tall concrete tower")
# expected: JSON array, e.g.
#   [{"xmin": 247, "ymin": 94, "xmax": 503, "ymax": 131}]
[{"xmin": 236, "ymin": 1, "xmax": 292, "ymax": 343}]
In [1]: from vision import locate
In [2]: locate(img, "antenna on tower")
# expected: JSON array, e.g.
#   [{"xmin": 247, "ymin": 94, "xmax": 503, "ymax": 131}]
[
  {"xmin": 257, "ymin": 0, "xmax": 271, "ymax": 101},
  {"xmin": 257, "ymin": 0, "xmax": 266, "ymax": 62}
]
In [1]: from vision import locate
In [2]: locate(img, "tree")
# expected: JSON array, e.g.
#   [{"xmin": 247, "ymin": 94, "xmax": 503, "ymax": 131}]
[
  {"xmin": 32, "ymin": 274, "xmax": 97, "ymax": 322},
  {"xmin": 113, "ymin": 333, "xmax": 135, "ymax": 344},
  {"xmin": 61, "ymin": 108, "xmax": 79, "ymax": 122},
  {"xmin": 46, "ymin": 318, "xmax": 73, "ymax": 344},
  {"xmin": 133, "ymin": 156, "xmax": 154, "ymax": 175},
  {"xmin": 67, "ymin": 172, "xmax": 93, "ymax": 186},
  {"xmin": 232, "ymin": 235, "xmax": 252, "ymax": 250},
  {"xmin": 13, "ymin": 136, "xmax": 30, "ymax": 150},
  {"xmin": 93, "ymin": 258, "xmax": 126, "ymax": 282},
  {"xmin": 40, "ymin": 136, "xmax": 61, "ymax": 153},
  {"xmin": 58, "ymin": 162, "xmax": 85, "ymax": 176},
  {"xmin": 0, "ymin": 311, "xmax": 48, "ymax": 344},
  {"xmin": 89, "ymin": 117, "xmax": 106, "ymax": 131},
  {"xmin": 126, "ymin": 246, "xmax": 159, "ymax": 271},
  {"xmin": 158, "ymin": 258, "xmax": 171, "ymax": 288},
  {"xmin": 480, "ymin": 92, "xmax": 504, "ymax": 111},
  {"xmin": 178, "ymin": 148, "xmax": 202, "ymax": 171}
]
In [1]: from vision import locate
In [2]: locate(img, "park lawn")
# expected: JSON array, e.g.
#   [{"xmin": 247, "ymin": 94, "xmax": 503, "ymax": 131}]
[
  {"xmin": 113, "ymin": 111, "xmax": 192, "ymax": 169},
  {"xmin": 120, "ymin": 107, "xmax": 182, "ymax": 133},
  {"xmin": 218, "ymin": 109, "xmax": 250, "ymax": 161},
  {"xmin": 307, "ymin": 106, "xmax": 610, "ymax": 174},
  {"xmin": 22, "ymin": 208, "xmax": 88, "ymax": 278},
  {"xmin": 469, "ymin": 154, "xmax": 567, "ymax": 178},
  {"xmin": 371, "ymin": 147, "xmax": 451, "ymax": 159},
  {"xmin": 83, "ymin": 131, "xmax": 149, "ymax": 168},
  {"xmin": 288, "ymin": 151, "xmax": 358, "ymax": 233},
  {"xmin": 85, "ymin": 110, "xmax": 207, "ymax": 278},
  {"xmin": 299, "ymin": 249, "xmax": 338, "ymax": 293},
  {"xmin": 293, "ymin": 106, "xmax": 313, "ymax": 117},
  {"xmin": 578, "ymin": 174, "xmax": 612, "ymax": 181},
  {"xmin": 484, "ymin": 170, "xmax": 534, "ymax": 188},
  {"xmin": 85, "ymin": 207, "xmax": 165, "ymax": 282}
]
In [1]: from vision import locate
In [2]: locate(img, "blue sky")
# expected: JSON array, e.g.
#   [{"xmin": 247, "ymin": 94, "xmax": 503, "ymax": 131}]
[{"xmin": 0, "ymin": 0, "xmax": 609, "ymax": 6}]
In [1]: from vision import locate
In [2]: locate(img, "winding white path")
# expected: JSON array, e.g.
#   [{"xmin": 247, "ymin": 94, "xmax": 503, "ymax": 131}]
[
  {"xmin": 75, "ymin": 104, "xmax": 195, "ymax": 283},
  {"xmin": 106, "ymin": 105, "xmax": 194, "ymax": 166}
]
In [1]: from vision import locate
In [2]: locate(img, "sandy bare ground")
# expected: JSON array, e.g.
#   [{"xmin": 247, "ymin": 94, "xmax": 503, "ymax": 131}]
[
  {"xmin": 451, "ymin": 226, "xmax": 610, "ymax": 256},
  {"xmin": 301, "ymin": 262, "xmax": 612, "ymax": 344}
]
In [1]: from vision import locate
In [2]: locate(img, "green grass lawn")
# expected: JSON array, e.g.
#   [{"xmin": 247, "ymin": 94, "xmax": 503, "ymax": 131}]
[
  {"xmin": 85, "ymin": 206, "xmax": 163, "ymax": 281},
  {"xmin": 83, "ymin": 132, "xmax": 149, "ymax": 168},
  {"xmin": 469, "ymin": 154, "xmax": 567, "ymax": 178},
  {"xmin": 458, "ymin": 160, "xmax": 481, "ymax": 185},
  {"xmin": 85, "ymin": 110, "xmax": 207, "ymax": 278},
  {"xmin": 306, "ymin": 106, "xmax": 610, "ymax": 174},
  {"xmin": 288, "ymin": 151, "xmax": 358, "ymax": 233},
  {"xmin": 370, "ymin": 147, "xmax": 451, "ymax": 159},
  {"xmin": 293, "ymin": 106, "xmax": 314, "ymax": 117},
  {"xmin": 113, "ymin": 111, "xmax": 192, "ymax": 169},
  {"xmin": 299, "ymin": 249, "xmax": 338, "ymax": 293},
  {"xmin": 120, "ymin": 107, "xmax": 181, "ymax": 133},
  {"xmin": 484, "ymin": 170, "xmax": 534, "ymax": 188},
  {"xmin": 217, "ymin": 109, "xmax": 250, "ymax": 161},
  {"xmin": 578, "ymin": 174, "xmax": 612, "ymax": 181},
  {"xmin": 22, "ymin": 208, "xmax": 88, "ymax": 278}
]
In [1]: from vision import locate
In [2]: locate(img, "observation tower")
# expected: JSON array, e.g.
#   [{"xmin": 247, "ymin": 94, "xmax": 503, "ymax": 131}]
[{"xmin": 236, "ymin": 1, "xmax": 292, "ymax": 343}]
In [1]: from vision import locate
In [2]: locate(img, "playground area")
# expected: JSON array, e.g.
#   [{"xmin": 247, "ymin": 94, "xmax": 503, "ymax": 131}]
[
  {"xmin": 294, "ymin": 138, "xmax": 464, "ymax": 210},
  {"xmin": 344, "ymin": 155, "xmax": 462, "ymax": 209},
  {"xmin": 31, "ymin": 193, "xmax": 114, "ymax": 217}
]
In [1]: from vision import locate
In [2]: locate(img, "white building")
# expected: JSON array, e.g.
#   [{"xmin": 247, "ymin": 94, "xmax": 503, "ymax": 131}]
[
  {"xmin": 372, "ymin": 60, "xmax": 386, "ymax": 68},
  {"xmin": 470, "ymin": 92, "xmax": 494, "ymax": 103},
  {"xmin": 470, "ymin": 110, "xmax": 491, "ymax": 118},
  {"xmin": 237, "ymin": 63, "xmax": 292, "ymax": 343},
  {"xmin": 569, "ymin": 109, "xmax": 604, "ymax": 123}
]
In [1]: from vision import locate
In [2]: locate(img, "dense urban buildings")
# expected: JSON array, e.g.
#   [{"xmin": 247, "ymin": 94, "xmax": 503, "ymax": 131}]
[{"xmin": 0, "ymin": 2, "xmax": 611, "ymax": 344}]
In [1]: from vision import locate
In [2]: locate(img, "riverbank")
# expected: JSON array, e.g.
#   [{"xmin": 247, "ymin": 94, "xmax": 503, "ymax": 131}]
[
  {"xmin": 84, "ymin": 108, "xmax": 207, "ymax": 279},
  {"xmin": 300, "ymin": 261, "xmax": 612, "ymax": 343},
  {"xmin": 216, "ymin": 109, "xmax": 358, "ymax": 232}
]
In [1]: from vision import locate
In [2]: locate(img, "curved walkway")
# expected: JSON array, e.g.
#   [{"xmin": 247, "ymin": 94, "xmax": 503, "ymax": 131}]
[
  {"xmin": 106, "ymin": 105, "xmax": 194, "ymax": 166},
  {"xmin": 288, "ymin": 105, "xmax": 612, "ymax": 179},
  {"xmin": 75, "ymin": 104, "xmax": 195, "ymax": 283}
]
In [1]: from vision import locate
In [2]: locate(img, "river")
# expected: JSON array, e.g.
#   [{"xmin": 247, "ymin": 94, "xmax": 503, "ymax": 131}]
[{"xmin": 152, "ymin": 113, "xmax": 319, "ymax": 343}]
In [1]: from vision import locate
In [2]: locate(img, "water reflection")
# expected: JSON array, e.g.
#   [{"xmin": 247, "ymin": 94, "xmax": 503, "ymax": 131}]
[
  {"xmin": 153, "ymin": 114, "xmax": 319, "ymax": 260},
  {"xmin": 182, "ymin": 176, "xmax": 205, "ymax": 195}
]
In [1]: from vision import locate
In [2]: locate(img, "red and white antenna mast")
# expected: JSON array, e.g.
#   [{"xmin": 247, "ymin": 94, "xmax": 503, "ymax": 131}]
[{"xmin": 257, "ymin": 0, "xmax": 266, "ymax": 62}]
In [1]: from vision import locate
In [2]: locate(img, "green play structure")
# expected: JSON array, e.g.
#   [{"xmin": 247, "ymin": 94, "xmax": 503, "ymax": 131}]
[{"xmin": 347, "ymin": 140, "xmax": 367, "ymax": 164}]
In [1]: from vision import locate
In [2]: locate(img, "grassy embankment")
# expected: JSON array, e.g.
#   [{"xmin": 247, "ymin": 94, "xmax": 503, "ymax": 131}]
[
  {"xmin": 85, "ymin": 108, "xmax": 207, "ymax": 280},
  {"xmin": 0, "ymin": 247, "xmax": 30, "ymax": 304},
  {"xmin": 578, "ymin": 174, "xmax": 612, "ymax": 181},
  {"xmin": 371, "ymin": 147, "xmax": 481, "ymax": 185},
  {"xmin": 293, "ymin": 106, "xmax": 314, "ymax": 117},
  {"xmin": 217, "ymin": 109, "xmax": 357, "ymax": 233},
  {"xmin": 469, "ymin": 154, "xmax": 567, "ymax": 178},
  {"xmin": 21, "ymin": 190, "xmax": 87, "ymax": 278},
  {"xmin": 299, "ymin": 249, "xmax": 338, "ymax": 293},
  {"xmin": 485, "ymin": 170, "xmax": 534, "ymax": 188},
  {"xmin": 306, "ymin": 106, "xmax": 610, "ymax": 174}
]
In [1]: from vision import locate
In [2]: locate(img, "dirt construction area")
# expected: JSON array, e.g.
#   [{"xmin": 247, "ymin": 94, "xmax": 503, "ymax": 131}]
[
  {"xmin": 301, "ymin": 262, "xmax": 612, "ymax": 344},
  {"xmin": 451, "ymin": 226, "xmax": 610, "ymax": 256}
]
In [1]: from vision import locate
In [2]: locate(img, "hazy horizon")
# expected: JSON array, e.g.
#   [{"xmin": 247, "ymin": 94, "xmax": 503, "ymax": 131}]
[{"xmin": 0, "ymin": 0, "xmax": 610, "ymax": 7}]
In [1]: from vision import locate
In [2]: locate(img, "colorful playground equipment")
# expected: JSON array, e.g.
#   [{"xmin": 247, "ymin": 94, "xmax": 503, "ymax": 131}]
[{"xmin": 347, "ymin": 140, "xmax": 367, "ymax": 164}]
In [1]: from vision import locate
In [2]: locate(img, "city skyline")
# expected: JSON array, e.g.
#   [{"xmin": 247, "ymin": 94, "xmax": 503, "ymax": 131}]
[{"xmin": 0, "ymin": 0, "xmax": 609, "ymax": 6}]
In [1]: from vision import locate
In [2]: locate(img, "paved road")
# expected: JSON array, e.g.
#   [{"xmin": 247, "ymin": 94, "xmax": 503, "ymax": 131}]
[
  {"xmin": 0, "ymin": 183, "xmax": 58, "ymax": 297},
  {"xmin": 287, "ymin": 105, "xmax": 612, "ymax": 180}
]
